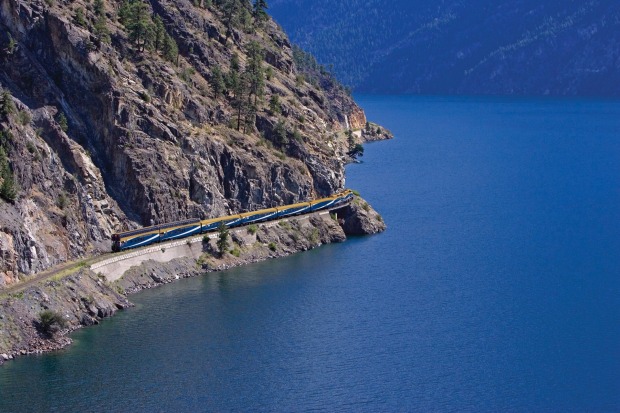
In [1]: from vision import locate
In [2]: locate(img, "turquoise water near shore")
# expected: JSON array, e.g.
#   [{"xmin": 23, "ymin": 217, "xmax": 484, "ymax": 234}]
[{"xmin": 1, "ymin": 96, "xmax": 619, "ymax": 412}]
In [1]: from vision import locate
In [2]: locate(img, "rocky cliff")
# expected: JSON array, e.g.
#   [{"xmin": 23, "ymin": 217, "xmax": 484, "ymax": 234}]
[{"xmin": 0, "ymin": 0, "xmax": 388, "ymax": 287}]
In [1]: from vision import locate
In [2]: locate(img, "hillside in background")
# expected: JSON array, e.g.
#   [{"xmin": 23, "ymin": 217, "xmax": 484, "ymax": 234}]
[{"xmin": 270, "ymin": 0, "xmax": 620, "ymax": 96}]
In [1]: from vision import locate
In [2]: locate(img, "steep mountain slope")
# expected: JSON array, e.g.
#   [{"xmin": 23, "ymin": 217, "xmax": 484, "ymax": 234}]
[
  {"xmin": 0, "ymin": 0, "xmax": 386, "ymax": 286},
  {"xmin": 270, "ymin": 0, "xmax": 620, "ymax": 96}
]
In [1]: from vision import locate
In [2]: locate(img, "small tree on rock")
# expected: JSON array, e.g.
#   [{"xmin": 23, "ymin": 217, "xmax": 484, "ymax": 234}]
[
  {"xmin": 0, "ymin": 146, "xmax": 16, "ymax": 202},
  {"xmin": 38, "ymin": 310, "xmax": 67, "ymax": 336},
  {"xmin": 211, "ymin": 65, "xmax": 226, "ymax": 99},
  {"xmin": 348, "ymin": 143, "xmax": 364, "ymax": 159},
  {"xmin": 253, "ymin": 0, "xmax": 268, "ymax": 23},
  {"xmin": 0, "ymin": 90, "xmax": 15, "ymax": 118},
  {"xmin": 216, "ymin": 222, "xmax": 230, "ymax": 257}
]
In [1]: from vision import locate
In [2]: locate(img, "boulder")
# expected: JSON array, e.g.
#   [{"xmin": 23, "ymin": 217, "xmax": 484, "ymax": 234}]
[{"xmin": 335, "ymin": 196, "xmax": 386, "ymax": 236}]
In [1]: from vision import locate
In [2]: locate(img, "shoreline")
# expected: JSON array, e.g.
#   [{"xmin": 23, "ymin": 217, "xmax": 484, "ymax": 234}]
[{"xmin": 0, "ymin": 197, "xmax": 385, "ymax": 365}]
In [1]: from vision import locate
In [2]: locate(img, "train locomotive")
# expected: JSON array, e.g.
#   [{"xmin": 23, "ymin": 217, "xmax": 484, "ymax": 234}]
[{"xmin": 111, "ymin": 190, "xmax": 354, "ymax": 252}]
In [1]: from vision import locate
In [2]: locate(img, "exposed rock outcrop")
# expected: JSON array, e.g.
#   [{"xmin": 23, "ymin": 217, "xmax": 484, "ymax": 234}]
[
  {"xmin": 0, "ymin": 269, "xmax": 131, "ymax": 361},
  {"xmin": 336, "ymin": 196, "xmax": 387, "ymax": 235},
  {"xmin": 347, "ymin": 107, "xmax": 367, "ymax": 130},
  {"xmin": 0, "ymin": 0, "xmax": 389, "ymax": 287}
]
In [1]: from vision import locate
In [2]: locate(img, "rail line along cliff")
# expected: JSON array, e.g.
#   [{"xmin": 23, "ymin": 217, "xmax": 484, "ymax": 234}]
[
  {"xmin": 0, "ymin": 0, "xmax": 391, "ymax": 288},
  {"xmin": 0, "ymin": 0, "xmax": 391, "ymax": 362}
]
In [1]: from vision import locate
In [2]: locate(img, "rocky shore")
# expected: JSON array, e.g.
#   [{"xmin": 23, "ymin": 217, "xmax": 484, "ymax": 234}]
[{"xmin": 0, "ymin": 197, "xmax": 384, "ymax": 365}]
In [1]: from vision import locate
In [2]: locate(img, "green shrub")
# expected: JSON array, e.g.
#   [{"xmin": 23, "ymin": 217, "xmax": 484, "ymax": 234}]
[
  {"xmin": 265, "ymin": 66, "xmax": 274, "ymax": 81},
  {"xmin": 0, "ymin": 146, "xmax": 17, "ymax": 202},
  {"xmin": 179, "ymin": 67, "xmax": 196, "ymax": 83},
  {"xmin": 268, "ymin": 94, "xmax": 281, "ymax": 114},
  {"xmin": 230, "ymin": 247, "xmax": 241, "ymax": 257},
  {"xmin": 57, "ymin": 112, "xmax": 68, "ymax": 132},
  {"xmin": 309, "ymin": 228, "xmax": 320, "ymax": 244},
  {"xmin": 74, "ymin": 7, "xmax": 87, "ymax": 27},
  {"xmin": 247, "ymin": 224, "xmax": 258, "ymax": 235},
  {"xmin": 196, "ymin": 253, "xmax": 209, "ymax": 267},
  {"xmin": 0, "ymin": 90, "xmax": 15, "ymax": 118},
  {"xmin": 17, "ymin": 110, "xmax": 31, "ymax": 125},
  {"xmin": 268, "ymin": 242, "xmax": 277, "ymax": 252},
  {"xmin": 139, "ymin": 91, "xmax": 151, "ymax": 103},
  {"xmin": 56, "ymin": 192, "xmax": 68, "ymax": 209},
  {"xmin": 38, "ymin": 310, "xmax": 66, "ymax": 335}
]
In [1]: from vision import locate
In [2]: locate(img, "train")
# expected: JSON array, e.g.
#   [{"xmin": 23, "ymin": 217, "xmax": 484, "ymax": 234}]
[{"xmin": 111, "ymin": 189, "xmax": 354, "ymax": 252}]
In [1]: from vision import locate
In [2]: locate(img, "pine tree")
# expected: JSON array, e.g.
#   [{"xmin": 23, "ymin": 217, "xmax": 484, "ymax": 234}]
[
  {"xmin": 0, "ymin": 171, "xmax": 16, "ymax": 202},
  {"xmin": 253, "ymin": 0, "xmax": 268, "ymax": 23},
  {"xmin": 153, "ymin": 15, "xmax": 166, "ymax": 52},
  {"xmin": 220, "ymin": 0, "xmax": 250, "ymax": 38},
  {"xmin": 162, "ymin": 34, "xmax": 178, "ymax": 63},
  {"xmin": 57, "ymin": 112, "xmax": 68, "ymax": 132},
  {"xmin": 243, "ymin": 103, "xmax": 256, "ymax": 134},
  {"xmin": 245, "ymin": 41, "xmax": 265, "ymax": 106},
  {"xmin": 348, "ymin": 143, "xmax": 364, "ymax": 159},
  {"xmin": 273, "ymin": 119, "xmax": 287, "ymax": 147},
  {"xmin": 94, "ymin": 18, "xmax": 110, "ymax": 44},
  {"xmin": 211, "ymin": 65, "xmax": 226, "ymax": 99},
  {"xmin": 121, "ymin": 1, "xmax": 155, "ymax": 51},
  {"xmin": 226, "ymin": 53, "xmax": 241, "ymax": 92},
  {"xmin": 94, "ymin": 0, "xmax": 105, "ymax": 16},
  {"xmin": 0, "ymin": 146, "xmax": 16, "ymax": 202},
  {"xmin": 0, "ymin": 90, "xmax": 15, "ymax": 118},
  {"xmin": 216, "ymin": 222, "xmax": 230, "ymax": 257},
  {"xmin": 233, "ymin": 72, "xmax": 249, "ymax": 131},
  {"xmin": 346, "ymin": 129, "xmax": 354, "ymax": 150},
  {"xmin": 268, "ymin": 94, "xmax": 280, "ymax": 114}
]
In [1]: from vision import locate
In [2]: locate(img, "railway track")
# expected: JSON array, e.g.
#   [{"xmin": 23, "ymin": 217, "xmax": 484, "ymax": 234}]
[{"xmin": 1, "ymin": 201, "xmax": 351, "ymax": 296}]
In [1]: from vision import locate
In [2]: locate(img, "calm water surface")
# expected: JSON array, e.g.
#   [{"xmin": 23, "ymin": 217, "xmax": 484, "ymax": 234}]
[{"xmin": 1, "ymin": 96, "xmax": 619, "ymax": 412}]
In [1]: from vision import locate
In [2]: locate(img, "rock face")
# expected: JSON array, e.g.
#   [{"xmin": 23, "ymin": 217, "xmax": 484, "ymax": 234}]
[
  {"xmin": 347, "ymin": 107, "xmax": 367, "ymax": 131},
  {"xmin": 336, "ymin": 196, "xmax": 386, "ymax": 236},
  {"xmin": 0, "ymin": 269, "xmax": 131, "ymax": 361},
  {"xmin": 0, "ymin": 0, "xmax": 385, "ymax": 287}
]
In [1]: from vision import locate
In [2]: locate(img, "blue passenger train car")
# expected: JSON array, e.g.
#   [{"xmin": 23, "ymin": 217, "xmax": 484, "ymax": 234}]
[{"xmin": 112, "ymin": 190, "xmax": 354, "ymax": 252}]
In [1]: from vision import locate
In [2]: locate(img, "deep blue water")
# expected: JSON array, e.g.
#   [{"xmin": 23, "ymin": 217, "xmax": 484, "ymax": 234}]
[{"xmin": 1, "ymin": 96, "xmax": 619, "ymax": 412}]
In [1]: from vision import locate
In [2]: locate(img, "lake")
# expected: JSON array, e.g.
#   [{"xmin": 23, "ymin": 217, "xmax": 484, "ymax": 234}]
[{"xmin": 1, "ymin": 96, "xmax": 619, "ymax": 412}]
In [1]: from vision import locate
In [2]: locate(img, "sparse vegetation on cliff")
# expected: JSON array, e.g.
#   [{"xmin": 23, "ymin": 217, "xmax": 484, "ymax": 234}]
[{"xmin": 0, "ymin": 0, "xmax": 387, "ymax": 289}]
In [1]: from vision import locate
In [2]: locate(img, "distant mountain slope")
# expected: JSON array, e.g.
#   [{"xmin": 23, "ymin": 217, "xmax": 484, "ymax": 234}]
[{"xmin": 270, "ymin": 0, "xmax": 620, "ymax": 96}]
